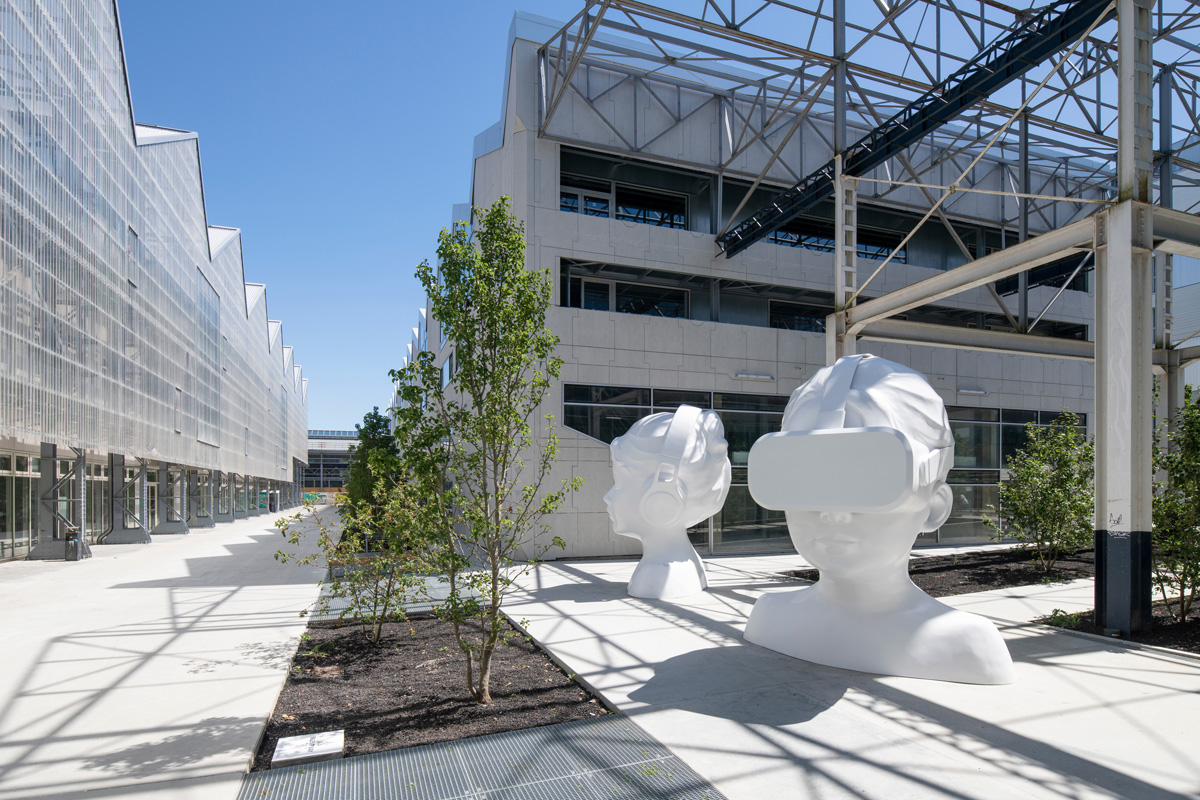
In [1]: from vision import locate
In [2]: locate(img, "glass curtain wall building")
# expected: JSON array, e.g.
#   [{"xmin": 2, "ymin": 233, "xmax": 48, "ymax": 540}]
[
  {"xmin": 304, "ymin": 430, "xmax": 355, "ymax": 502},
  {"xmin": 408, "ymin": 11, "xmax": 1103, "ymax": 559},
  {"xmin": 0, "ymin": 0, "xmax": 308, "ymax": 560}
]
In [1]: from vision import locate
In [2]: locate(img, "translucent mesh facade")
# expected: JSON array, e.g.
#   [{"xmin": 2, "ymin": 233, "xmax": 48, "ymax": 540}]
[{"xmin": 0, "ymin": 1, "xmax": 308, "ymax": 482}]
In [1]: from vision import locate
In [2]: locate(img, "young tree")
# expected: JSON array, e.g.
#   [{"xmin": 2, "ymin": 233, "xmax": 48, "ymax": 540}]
[
  {"xmin": 986, "ymin": 412, "xmax": 1094, "ymax": 572},
  {"xmin": 276, "ymin": 477, "xmax": 432, "ymax": 645},
  {"xmin": 393, "ymin": 196, "xmax": 581, "ymax": 705},
  {"xmin": 1153, "ymin": 385, "xmax": 1200, "ymax": 621},
  {"xmin": 343, "ymin": 407, "xmax": 400, "ymax": 506}
]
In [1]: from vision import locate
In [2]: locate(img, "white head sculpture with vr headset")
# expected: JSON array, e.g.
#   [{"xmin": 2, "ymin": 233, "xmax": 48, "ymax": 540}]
[
  {"xmin": 606, "ymin": 405, "xmax": 731, "ymax": 599},
  {"xmin": 745, "ymin": 354, "xmax": 1015, "ymax": 684}
]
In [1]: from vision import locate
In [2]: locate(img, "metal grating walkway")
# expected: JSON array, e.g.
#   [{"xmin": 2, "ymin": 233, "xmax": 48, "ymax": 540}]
[{"xmin": 237, "ymin": 715, "xmax": 726, "ymax": 800}]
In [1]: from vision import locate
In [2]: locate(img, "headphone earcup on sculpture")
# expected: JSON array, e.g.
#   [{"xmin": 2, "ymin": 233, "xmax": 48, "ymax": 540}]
[{"xmin": 640, "ymin": 482, "xmax": 687, "ymax": 528}]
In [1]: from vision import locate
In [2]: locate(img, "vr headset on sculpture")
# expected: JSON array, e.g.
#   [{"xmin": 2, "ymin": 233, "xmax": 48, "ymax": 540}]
[{"xmin": 748, "ymin": 355, "xmax": 946, "ymax": 513}]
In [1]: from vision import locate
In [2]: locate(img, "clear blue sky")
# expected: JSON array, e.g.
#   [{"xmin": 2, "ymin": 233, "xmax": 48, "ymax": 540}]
[{"xmin": 118, "ymin": 1, "xmax": 568, "ymax": 430}]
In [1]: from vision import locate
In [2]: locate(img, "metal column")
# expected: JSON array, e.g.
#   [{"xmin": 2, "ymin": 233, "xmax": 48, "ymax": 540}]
[
  {"xmin": 188, "ymin": 469, "xmax": 215, "ymax": 528},
  {"xmin": 1018, "ymin": 110, "xmax": 1030, "ymax": 330},
  {"xmin": 27, "ymin": 443, "xmax": 92, "ymax": 560},
  {"xmin": 249, "ymin": 476, "xmax": 263, "ymax": 516},
  {"xmin": 212, "ymin": 470, "xmax": 235, "ymax": 523},
  {"xmin": 1093, "ymin": 0, "xmax": 1155, "ymax": 637},
  {"xmin": 152, "ymin": 463, "xmax": 188, "ymax": 534},
  {"xmin": 233, "ymin": 473, "xmax": 248, "ymax": 519},
  {"xmin": 1156, "ymin": 65, "xmax": 1183, "ymax": 432},
  {"xmin": 103, "ymin": 454, "xmax": 151, "ymax": 544}
]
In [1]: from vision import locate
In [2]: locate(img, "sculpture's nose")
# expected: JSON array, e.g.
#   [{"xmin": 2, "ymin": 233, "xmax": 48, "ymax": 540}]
[
  {"xmin": 819, "ymin": 511, "xmax": 852, "ymax": 525},
  {"xmin": 602, "ymin": 488, "xmax": 614, "ymax": 506}
]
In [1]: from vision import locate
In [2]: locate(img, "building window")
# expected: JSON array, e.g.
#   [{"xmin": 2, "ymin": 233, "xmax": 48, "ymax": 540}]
[
  {"xmin": 769, "ymin": 301, "xmax": 826, "ymax": 333},
  {"xmin": 560, "ymin": 174, "xmax": 687, "ymax": 230},
  {"xmin": 562, "ymin": 383, "xmax": 790, "ymax": 554},
  {"xmin": 569, "ymin": 278, "xmax": 688, "ymax": 319},
  {"xmin": 768, "ymin": 217, "xmax": 907, "ymax": 264}
]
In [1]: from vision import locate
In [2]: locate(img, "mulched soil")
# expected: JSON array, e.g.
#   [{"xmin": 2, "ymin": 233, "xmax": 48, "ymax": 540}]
[
  {"xmin": 784, "ymin": 547, "xmax": 1096, "ymax": 598},
  {"xmin": 784, "ymin": 546, "xmax": 1200, "ymax": 655},
  {"xmin": 251, "ymin": 613, "xmax": 610, "ymax": 770},
  {"xmin": 1039, "ymin": 599, "xmax": 1200, "ymax": 655}
]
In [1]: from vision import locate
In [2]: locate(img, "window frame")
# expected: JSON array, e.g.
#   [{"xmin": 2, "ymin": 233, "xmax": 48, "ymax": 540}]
[{"xmin": 559, "ymin": 172, "xmax": 689, "ymax": 230}]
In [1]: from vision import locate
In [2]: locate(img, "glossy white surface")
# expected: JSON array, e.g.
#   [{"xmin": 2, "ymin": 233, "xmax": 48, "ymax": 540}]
[
  {"xmin": 606, "ymin": 406, "xmax": 731, "ymax": 599},
  {"xmin": 746, "ymin": 356, "xmax": 1016, "ymax": 685}
]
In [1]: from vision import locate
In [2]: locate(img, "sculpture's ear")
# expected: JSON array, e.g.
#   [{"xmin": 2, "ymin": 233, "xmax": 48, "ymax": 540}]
[{"xmin": 921, "ymin": 483, "xmax": 954, "ymax": 533}]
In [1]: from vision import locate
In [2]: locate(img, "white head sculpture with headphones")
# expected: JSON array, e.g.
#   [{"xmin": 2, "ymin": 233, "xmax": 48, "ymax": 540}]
[
  {"xmin": 607, "ymin": 405, "xmax": 731, "ymax": 599},
  {"xmin": 743, "ymin": 355, "xmax": 1015, "ymax": 685}
]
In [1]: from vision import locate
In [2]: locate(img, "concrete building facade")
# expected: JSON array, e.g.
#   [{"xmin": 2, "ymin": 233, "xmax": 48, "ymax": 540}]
[
  {"xmin": 0, "ymin": 0, "xmax": 307, "ymax": 560},
  {"xmin": 408, "ymin": 11, "xmax": 1118, "ymax": 560}
]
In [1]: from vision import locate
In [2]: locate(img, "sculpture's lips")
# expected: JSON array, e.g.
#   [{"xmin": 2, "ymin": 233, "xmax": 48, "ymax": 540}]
[{"xmin": 811, "ymin": 535, "xmax": 860, "ymax": 555}]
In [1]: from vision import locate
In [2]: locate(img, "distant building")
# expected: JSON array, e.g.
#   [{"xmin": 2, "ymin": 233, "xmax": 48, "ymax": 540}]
[{"xmin": 304, "ymin": 431, "xmax": 356, "ymax": 502}]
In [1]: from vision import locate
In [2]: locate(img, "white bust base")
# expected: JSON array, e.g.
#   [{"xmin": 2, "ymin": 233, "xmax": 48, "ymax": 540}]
[
  {"xmin": 744, "ymin": 582, "xmax": 1016, "ymax": 685},
  {"xmin": 627, "ymin": 542, "xmax": 708, "ymax": 600}
]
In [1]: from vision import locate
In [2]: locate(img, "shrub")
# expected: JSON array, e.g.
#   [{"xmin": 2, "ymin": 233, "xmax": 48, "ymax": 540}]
[
  {"xmin": 276, "ymin": 483, "xmax": 433, "ymax": 645},
  {"xmin": 987, "ymin": 411, "xmax": 1093, "ymax": 572},
  {"xmin": 1152, "ymin": 385, "xmax": 1200, "ymax": 621}
]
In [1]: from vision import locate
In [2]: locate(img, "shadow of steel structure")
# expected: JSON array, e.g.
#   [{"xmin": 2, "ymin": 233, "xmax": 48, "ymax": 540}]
[{"xmin": 537, "ymin": 0, "xmax": 1200, "ymax": 636}]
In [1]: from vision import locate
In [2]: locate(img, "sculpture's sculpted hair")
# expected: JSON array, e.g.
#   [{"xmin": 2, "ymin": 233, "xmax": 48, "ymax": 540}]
[
  {"xmin": 611, "ymin": 409, "xmax": 731, "ymax": 522},
  {"xmin": 781, "ymin": 355, "xmax": 954, "ymax": 483}
]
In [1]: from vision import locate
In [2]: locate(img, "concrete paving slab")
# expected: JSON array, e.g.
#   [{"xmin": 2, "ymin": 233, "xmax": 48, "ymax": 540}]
[
  {"xmin": 508, "ymin": 555, "xmax": 1200, "ymax": 800},
  {"xmin": 0, "ymin": 507, "xmax": 330, "ymax": 800}
]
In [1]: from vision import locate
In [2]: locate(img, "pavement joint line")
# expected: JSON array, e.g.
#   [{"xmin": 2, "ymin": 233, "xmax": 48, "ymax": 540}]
[
  {"xmin": 501, "ymin": 607, "xmax": 625, "ymax": 717},
  {"xmin": 1007, "ymin": 620, "xmax": 1200, "ymax": 663}
]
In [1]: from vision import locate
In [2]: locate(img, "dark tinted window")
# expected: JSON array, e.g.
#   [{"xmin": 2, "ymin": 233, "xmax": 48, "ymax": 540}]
[
  {"xmin": 563, "ymin": 404, "xmax": 649, "ymax": 444},
  {"xmin": 946, "ymin": 406, "xmax": 1000, "ymax": 422},
  {"xmin": 653, "ymin": 389, "xmax": 712, "ymax": 409},
  {"xmin": 713, "ymin": 392, "xmax": 789, "ymax": 412},
  {"xmin": 563, "ymin": 385, "xmax": 651, "ymax": 405},
  {"xmin": 615, "ymin": 283, "xmax": 687, "ymax": 318}
]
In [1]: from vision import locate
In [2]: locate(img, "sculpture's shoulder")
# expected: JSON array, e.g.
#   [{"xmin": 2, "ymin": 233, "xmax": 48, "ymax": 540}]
[{"xmin": 908, "ymin": 600, "xmax": 1016, "ymax": 684}]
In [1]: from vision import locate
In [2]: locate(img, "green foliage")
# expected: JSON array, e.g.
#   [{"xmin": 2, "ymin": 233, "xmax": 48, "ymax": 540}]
[
  {"xmin": 1040, "ymin": 607, "xmax": 1086, "ymax": 630},
  {"xmin": 276, "ymin": 489, "xmax": 432, "ymax": 645},
  {"xmin": 1152, "ymin": 385, "xmax": 1200, "ymax": 621},
  {"xmin": 343, "ymin": 407, "xmax": 401, "ymax": 506},
  {"xmin": 392, "ymin": 196, "xmax": 582, "ymax": 705},
  {"xmin": 986, "ymin": 411, "xmax": 1093, "ymax": 572}
]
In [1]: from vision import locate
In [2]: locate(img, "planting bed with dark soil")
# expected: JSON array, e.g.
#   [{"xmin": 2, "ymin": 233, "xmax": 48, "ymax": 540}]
[
  {"xmin": 1039, "ymin": 601, "xmax": 1200, "ymax": 655},
  {"xmin": 784, "ymin": 547, "xmax": 1096, "ymax": 598},
  {"xmin": 251, "ymin": 613, "xmax": 609, "ymax": 771}
]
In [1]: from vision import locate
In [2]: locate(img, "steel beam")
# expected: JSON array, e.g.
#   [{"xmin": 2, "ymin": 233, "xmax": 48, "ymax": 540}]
[
  {"xmin": 213, "ymin": 470, "xmax": 235, "ymax": 523},
  {"xmin": 1093, "ymin": 0, "xmax": 1155, "ymax": 638},
  {"xmin": 103, "ymin": 454, "xmax": 151, "ymax": 544},
  {"xmin": 717, "ymin": 0, "xmax": 1114, "ymax": 257},
  {"xmin": 1094, "ymin": 199, "xmax": 1154, "ymax": 636},
  {"xmin": 859, "ymin": 318, "xmax": 1096, "ymax": 360},
  {"xmin": 233, "ymin": 473, "xmax": 248, "ymax": 519},
  {"xmin": 1152, "ymin": 206, "xmax": 1200, "ymax": 257},
  {"xmin": 1176, "ymin": 344, "xmax": 1200, "ymax": 367},
  {"xmin": 188, "ymin": 469, "xmax": 215, "ymax": 528},
  {"xmin": 27, "ymin": 443, "xmax": 91, "ymax": 561},
  {"xmin": 249, "ymin": 477, "xmax": 263, "ymax": 516},
  {"xmin": 827, "ymin": 155, "xmax": 859, "ymax": 364},
  {"xmin": 845, "ymin": 216, "xmax": 1094, "ymax": 332},
  {"xmin": 152, "ymin": 463, "xmax": 188, "ymax": 534}
]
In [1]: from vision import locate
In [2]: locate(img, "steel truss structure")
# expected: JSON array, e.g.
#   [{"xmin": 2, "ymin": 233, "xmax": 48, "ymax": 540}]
[{"xmin": 539, "ymin": 0, "xmax": 1200, "ymax": 635}]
